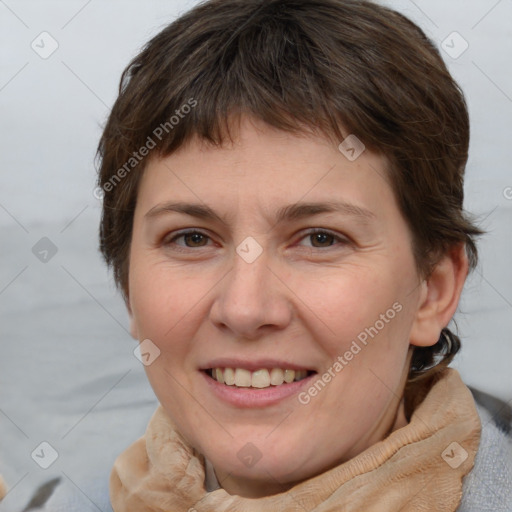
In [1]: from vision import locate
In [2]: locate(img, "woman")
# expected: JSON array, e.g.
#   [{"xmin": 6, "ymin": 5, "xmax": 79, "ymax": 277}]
[{"xmin": 40, "ymin": 0, "xmax": 512, "ymax": 510}]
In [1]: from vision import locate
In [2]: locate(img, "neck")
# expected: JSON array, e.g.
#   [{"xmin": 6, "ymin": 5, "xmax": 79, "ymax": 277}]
[{"xmin": 214, "ymin": 473, "xmax": 294, "ymax": 499}]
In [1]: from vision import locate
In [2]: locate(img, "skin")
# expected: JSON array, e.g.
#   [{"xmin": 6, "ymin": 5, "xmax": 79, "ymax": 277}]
[{"xmin": 127, "ymin": 116, "xmax": 468, "ymax": 498}]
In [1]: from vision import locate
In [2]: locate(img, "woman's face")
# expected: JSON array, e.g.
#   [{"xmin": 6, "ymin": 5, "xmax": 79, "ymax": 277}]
[{"xmin": 128, "ymin": 117, "xmax": 425, "ymax": 497}]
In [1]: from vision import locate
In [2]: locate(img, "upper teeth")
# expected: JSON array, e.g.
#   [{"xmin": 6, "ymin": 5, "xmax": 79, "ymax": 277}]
[{"xmin": 212, "ymin": 368, "xmax": 309, "ymax": 388}]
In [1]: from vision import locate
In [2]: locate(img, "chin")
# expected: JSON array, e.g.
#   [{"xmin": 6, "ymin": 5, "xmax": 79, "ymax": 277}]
[{"xmin": 208, "ymin": 440, "xmax": 330, "ymax": 485}]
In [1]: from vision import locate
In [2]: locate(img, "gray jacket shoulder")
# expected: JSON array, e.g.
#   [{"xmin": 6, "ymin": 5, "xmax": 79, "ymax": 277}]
[{"xmin": 457, "ymin": 388, "xmax": 512, "ymax": 512}]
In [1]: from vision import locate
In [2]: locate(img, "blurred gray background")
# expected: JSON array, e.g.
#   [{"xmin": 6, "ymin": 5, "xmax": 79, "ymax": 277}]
[{"xmin": 1, "ymin": 0, "xmax": 511, "ymax": 510}]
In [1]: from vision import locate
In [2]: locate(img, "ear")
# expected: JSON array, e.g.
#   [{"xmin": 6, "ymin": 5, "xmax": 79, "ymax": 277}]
[{"xmin": 409, "ymin": 244, "xmax": 469, "ymax": 347}]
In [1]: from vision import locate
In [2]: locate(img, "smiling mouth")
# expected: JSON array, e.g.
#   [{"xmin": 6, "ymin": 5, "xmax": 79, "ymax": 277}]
[{"xmin": 205, "ymin": 368, "xmax": 316, "ymax": 389}]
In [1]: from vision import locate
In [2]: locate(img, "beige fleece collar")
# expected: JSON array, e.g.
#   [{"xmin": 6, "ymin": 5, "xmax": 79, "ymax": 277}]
[{"xmin": 110, "ymin": 369, "xmax": 481, "ymax": 512}]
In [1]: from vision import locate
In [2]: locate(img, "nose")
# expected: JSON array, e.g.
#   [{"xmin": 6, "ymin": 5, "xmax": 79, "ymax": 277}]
[{"xmin": 209, "ymin": 251, "xmax": 293, "ymax": 340}]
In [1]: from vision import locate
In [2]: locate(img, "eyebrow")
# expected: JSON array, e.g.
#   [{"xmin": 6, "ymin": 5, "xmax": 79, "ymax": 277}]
[{"xmin": 144, "ymin": 201, "xmax": 375, "ymax": 225}]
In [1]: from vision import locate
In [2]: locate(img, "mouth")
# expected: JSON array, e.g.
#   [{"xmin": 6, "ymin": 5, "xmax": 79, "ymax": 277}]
[{"xmin": 204, "ymin": 367, "xmax": 316, "ymax": 389}]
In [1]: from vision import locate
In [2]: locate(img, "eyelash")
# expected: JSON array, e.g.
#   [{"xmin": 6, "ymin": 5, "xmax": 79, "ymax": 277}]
[{"xmin": 163, "ymin": 228, "xmax": 350, "ymax": 251}]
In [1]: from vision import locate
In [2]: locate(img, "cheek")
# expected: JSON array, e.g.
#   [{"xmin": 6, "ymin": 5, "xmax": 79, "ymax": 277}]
[
  {"xmin": 297, "ymin": 265, "xmax": 413, "ymax": 388},
  {"xmin": 129, "ymin": 261, "xmax": 208, "ymax": 348},
  {"xmin": 297, "ymin": 267, "xmax": 394, "ymax": 341},
  {"xmin": 128, "ymin": 263, "xmax": 210, "ymax": 414}
]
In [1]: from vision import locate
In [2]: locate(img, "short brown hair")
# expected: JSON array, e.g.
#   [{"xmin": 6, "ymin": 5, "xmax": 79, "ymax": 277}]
[{"xmin": 97, "ymin": 0, "xmax": 483, "ymax": 384}]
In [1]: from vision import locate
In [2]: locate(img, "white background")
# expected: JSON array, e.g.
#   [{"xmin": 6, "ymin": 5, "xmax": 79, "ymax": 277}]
[{"xmin": 1, "ymin": 0, "xmax": 511, "ymax": 510}]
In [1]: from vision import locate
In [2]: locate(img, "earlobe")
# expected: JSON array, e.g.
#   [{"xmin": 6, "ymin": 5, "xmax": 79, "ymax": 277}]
[{"xmin": 409, "ymin": 245, "xmax": 469, "ymax": 347}]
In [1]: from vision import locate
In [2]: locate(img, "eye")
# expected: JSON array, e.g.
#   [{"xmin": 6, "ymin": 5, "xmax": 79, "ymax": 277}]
[
  {"xmin": 297, "ymin": 229, "xmax": 349, "ymax": 249},
  {"xmin": 165, "ymin": 230, "xmax": 211, "ymax": 248},
  {"xmin": 162, "ymin": 228, "xmax": 349, "ymax": 251}
]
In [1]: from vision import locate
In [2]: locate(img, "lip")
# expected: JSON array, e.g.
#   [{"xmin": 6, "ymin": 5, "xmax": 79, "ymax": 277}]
[
  {"xmin": 200, "ymin": 369, "xmax": 316, "ymax": 408},
  {"xmin": 200, "ymin": 358, "xmax": 315, "ymax": 372}
]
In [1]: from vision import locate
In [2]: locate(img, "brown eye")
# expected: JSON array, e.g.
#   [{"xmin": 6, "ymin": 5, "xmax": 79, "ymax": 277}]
[
  {"xmin": 165, "ymin": 230, "xmax": 211, "ymax": 248},
  {"xmin": 297, "ymin": 229, "xmax": 347, "ymax": 249},
  {"xmin": 181, "ymin": 232, "xmax": 209, "ymax": 247},
  {"xmin": 310, "ymin": 232, "xmax": 335, "ymax": 247}
]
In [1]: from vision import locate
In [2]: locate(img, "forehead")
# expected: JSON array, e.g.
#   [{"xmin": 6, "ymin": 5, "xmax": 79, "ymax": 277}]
[{"xmin": 135, "ymin": 117, "xmax": 395, "ymax": 223}]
